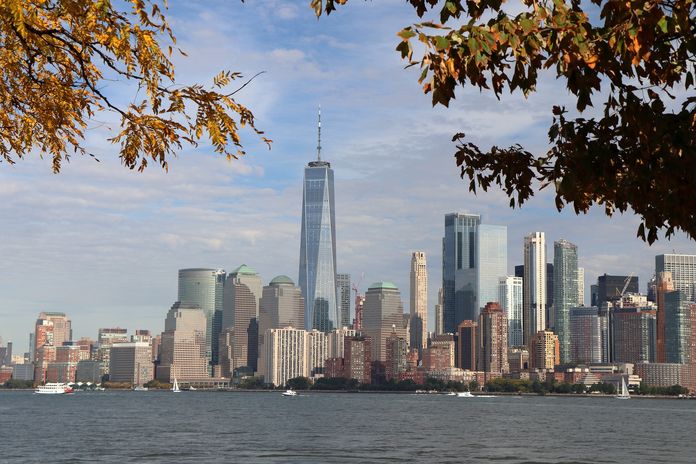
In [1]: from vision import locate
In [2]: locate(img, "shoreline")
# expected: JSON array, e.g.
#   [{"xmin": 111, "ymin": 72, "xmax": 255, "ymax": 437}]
[{"xmin": 1, "ymin": 388, "xmax": 692, "ymax": 399}]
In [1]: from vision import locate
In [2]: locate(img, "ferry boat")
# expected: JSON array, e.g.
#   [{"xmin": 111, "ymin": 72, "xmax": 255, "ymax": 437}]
[{"xmin": 34, "ymin": 383, "xmax": 74, "ymax": 395}]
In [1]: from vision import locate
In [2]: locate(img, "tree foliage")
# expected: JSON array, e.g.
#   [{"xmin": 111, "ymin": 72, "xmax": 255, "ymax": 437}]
[
  {"xmin": 0, "ymin": 0, "xmax": 270, "ymax": 173},
  {"xmin": 315, "ymin": 0, "xmax": 696, "ymax": 242}
]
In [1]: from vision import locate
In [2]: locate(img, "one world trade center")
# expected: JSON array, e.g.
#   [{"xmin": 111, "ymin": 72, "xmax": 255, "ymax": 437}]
[{"xmin": 298, "ymin": 108, "xmax": 339, "ymax": 332}]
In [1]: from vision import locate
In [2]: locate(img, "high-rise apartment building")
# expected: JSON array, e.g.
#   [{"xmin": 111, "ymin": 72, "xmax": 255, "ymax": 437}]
[
  {"xmin": 109, "ymin": 342, "xmax": 154, "ymax": 386},
  {"xmin": 523, "ymin": 232, "xmax": 546, "ymax": 345},
  {"xmin": 529, "ymin": 330, "xmax": 559, "ymax": 370},
  {"xmin": 223, "ymin": 264, "xmax": 262, "ymax": 373},
  {"xmin": 178, "ymin": 268, "xmax": 226, "ymax": 365},
  {"xmin": 553, "ymin": 239, "xmax": 578, "ymax": 363},
  {"xmin": 568, "ymin": 307, "xmax": 605, "ymax": 364},
  {"xmin": 33, "ymin": 312, "xmax": 71, "ymax": 361},
  {"xmin": 656, "ymin": 254, "xmax": 696, "ymax": 302},
  {"xmin": 385, "ymin": 327, "xmax": 408, "ymax": 381},
  {"xmin": 336, "ymin": 273, "xmax": 352, "ymax": 329},
  {"xmin": 157, "ymin": 302, "xmax": 209, "ymax": 382},
  {"xmin": 362, "ymin": 282, "xmax": 406, "ymax": 362},
  {"xmin": 263, "ymin": 327, "xmax": 307, "ymax": 387},
  {"xmin": 577, "ymin": 267, "xmax": 585, "ymax": 305},
  {"xmin": 299, "ymin": 112, "xmax": 339, "ymax": 332},
  {"xmin": 456, "ymin": 320, "xmax": 477, "ymax": 371},
  {"xmin": 499, "ymin": 276, "xmax": 523, "ymax": 347},
  {"xmin": 612, "ymin": 307, "xmax": 656, "ymax": 364},
  {"xmin": 306, "ymin": 329, "xmax": 328, "ymax": 377},
  {"xmin": 656, "ymin": 271, "xmax": 674, "ymax": 363},
  {"xmin": 344, "ymin": 336, "xmax": 372, "ymax": 384},
  {"xmin": 442, "ymin": 213, "xmax": 507, "ymax": 333},
  {"xmin": 434, "ymin": 288, "xmax": 444, "ymax": 336},
  {"xmin": 478, "ymin": 302, "xmax": 509, "ymax": 375},
  {"xmin": 327, "ymin": 327, "xmax": 357, "ymax": 359},
  {"xmin": 97, "ymin": 327, "xmax": 128, "ymax": 378},
  {"xmin": 409, "ymin": 251, "xmax": 428, "ymax": 356}
]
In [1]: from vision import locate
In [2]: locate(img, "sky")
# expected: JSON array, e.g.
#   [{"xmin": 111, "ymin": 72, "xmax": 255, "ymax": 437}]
[{"xmin": 0, "ymin": 0, "xmax": 694, "ymax": 350}]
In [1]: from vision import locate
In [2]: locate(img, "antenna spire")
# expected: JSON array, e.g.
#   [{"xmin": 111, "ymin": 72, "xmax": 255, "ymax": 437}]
[{"xmin": 317, "ymin": 105, "xmax": 322, "ymax": 161}]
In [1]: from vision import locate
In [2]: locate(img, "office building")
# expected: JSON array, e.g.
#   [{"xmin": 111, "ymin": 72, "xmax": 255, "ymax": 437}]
[
  {"xmin": 656, "ymin": 254, "xmax": 696, "ymax": 302},
  {"xmin": 97, "ymin": 328, "xmax": 128, "ymax": 378},
  {"xmin": 523, "ymin": 232, "xmax": 546, "ymax": 345},
  {"xmin": 656, "ymin": 271, "xmax": 675, "ymax": 363},
  {"xmin": 434, "ymin": 288, "xmax": 444, "ymax": 336},
  {"xmin": 553, "ymin": 239, "xmax": 579, "ymax": 363},
  {"xmin": 327, "ymin": 327, "xmax": 357, "ymax": 359},
  {"xmin": 664, "ymin": 291, "xmax": 696, "ymax": 364},
  {"xmin": 109, "ymin": 342, "xmax": 154, "ymax": 385},
  {"xmin": 442, "ymin": 213, "xmax": 507, "ymax": 333},
  {"xmin": 577, "ymin": 267, "xmax": 585, "ymax": 305},
  {"xmin": 336, "ymin": 273, "xmax": 352, "ymax": 329},
  {"xmin": 596, "ymin": 274, "xmax": 639, "ymax": 309},
  {"xmin": 410, "ymin": 251, "xmax": 428, "ymax": 356},
  {"xmin": 223, "ymin": 264, "xmax": 262, "ymax": 373},
  {"xmin": 178, "ymin": 268, "xmax": 226, "ymax": 365},
  {"xmin": 157, "ymin": 302, "xmax": 209, "ymax": 382},
  {"xmin": 298, "ymin": 111, "xmax": 339, "ymax": 332},
  {"xmin": 362, "ymin": 282, "xmax": 406, "ymax": 362},
  {"xmin": 499, "ymin": 276, "xmax": 523, "ymax": 347}
]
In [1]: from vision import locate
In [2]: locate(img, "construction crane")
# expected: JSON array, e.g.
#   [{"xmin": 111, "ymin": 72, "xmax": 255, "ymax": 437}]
[
  {"xmin": 615, "ymin": 272, "xmax": 636, "ymax": 307},
  {"xmin": 352, "ymin": 273, "xmax": 364, "ymax": 330}
]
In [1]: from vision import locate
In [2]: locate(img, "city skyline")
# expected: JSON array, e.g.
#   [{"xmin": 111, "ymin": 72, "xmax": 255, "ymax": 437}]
[{"xmin": 0, "ymin": 1, "xmax": 695, "ymax": 346}]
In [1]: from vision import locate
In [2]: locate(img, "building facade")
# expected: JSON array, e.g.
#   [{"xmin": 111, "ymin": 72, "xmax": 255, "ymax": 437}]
[
  {"xmin": 157, "ymin": 302, "xmax": 209, "ymax": 382},
  {"xmin": 553, "ymin": 239, "xmax": 579, "ymax": 363},
  {"xmin": 177, "ymin": 268, "xmax": 226, "ymax": 366},
  {"xmin": 523, "ymin": 232, "xmax": 546, "ymax": 346},
  {"xmin": 362, "ymin": 282, "xmax": 406, "ymax": 362},
  {"xmin": 478, "ymin": 302, "xmax": 509, "ymax": 375},
  {"xmin": 612, "ymin": 307, "xmax": 656, "ymax": 364},
  {"xmin": 529, "ymin": 330, "xmax": 559, "ymax": 370},
  {"xmin": 109, "ymin": 342, "xmax": 154, "ymax": 385},
  {"xmin": 298, "ymin": 118, "xmax": 339, "ymax": 332},
  {"xmin": 568, "ymin": 307, "xmax": 605, "ymax": 364},
  {"xmin": 499, "ymin": 276, "xmax": 523, "ymax": 347},
  {"xmin": 656, "ymin": 254, "xmax": 696, "ymax": 302},
  {"xmin": 409, "ymin": 251, "xmax": 428, "ymax": 356},
  {"xmin": 223, "ymin": 264, "xmax": 262, "ymax": 373},
  {"xmin": 336, "ymin": 273, "xmax": 352, "ymax": 329},
  {"xmin": 263, "ymin": 327, "xmax": 307, "ymax": 387},
  {"xmin": 456, "ymin": 320, "xmax": 478, "ymax": 371}
]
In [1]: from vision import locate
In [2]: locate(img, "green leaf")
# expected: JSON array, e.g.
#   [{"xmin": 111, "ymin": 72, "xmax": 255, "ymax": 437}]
[
  {"xmin": 397, "ymin": 29, "xmax": 416, "ymax": 40},
  {"xmin": 657, "ymin": 16, "xmax": 668, "ymax": 34},
  {"xmin": 435, "ymin": 36, "xmax": 450, "ymax": 50},
  {"xmin": 446, "ymin": 1, "xmax": 457, "ymax": 13}
]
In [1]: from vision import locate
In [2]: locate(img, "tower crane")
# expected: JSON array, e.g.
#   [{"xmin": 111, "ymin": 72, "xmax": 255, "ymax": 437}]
[{"xmin": 352, "ymin": 273, "xmax": 364, "ymax": 330}]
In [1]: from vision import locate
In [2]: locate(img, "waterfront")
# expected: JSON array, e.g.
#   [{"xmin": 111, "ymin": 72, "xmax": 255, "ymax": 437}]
[{"xmin": 2, "ymin": 391, "xmax": 695, "ymax": 463}]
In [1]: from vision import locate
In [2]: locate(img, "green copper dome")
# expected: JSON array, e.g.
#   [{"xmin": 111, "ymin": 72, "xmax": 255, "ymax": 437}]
[
  {"xmin": 232, "ymin": 264, "xmax": 257, "ymax": 276},
  {"xmin": 368, "ymin": 281, "xmax": 398, "ymax": 290},
  {"xmin": 270, "ymin": 275, "xmax": 294, "ymax": 286}
]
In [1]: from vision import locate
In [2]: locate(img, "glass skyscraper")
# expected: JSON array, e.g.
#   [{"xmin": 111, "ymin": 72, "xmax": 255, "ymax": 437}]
[
  {"xmin": 499, "ymin": 276, "xmax": 523, "ymax": 347},
  {"xmin": 442, "ymin": 213, "xmax": 507, "ymax": 333},
  {"xmin": 299, "ymin": 111, "xmax": 339, "ymax": 332},
  {"xmin": 177, "ymin": 268, "xmax": 226, "ymax": 366},
  {"xmin": 553, "ymin": 239, "xmax": 578, "ymax": 363},
  {"xmin": 523, "ymin": 232, "xmax": 546, "ymax": 345},
  {"xmin": 656, "ymin": 254, "xmax": 696, "ymax": 302}
]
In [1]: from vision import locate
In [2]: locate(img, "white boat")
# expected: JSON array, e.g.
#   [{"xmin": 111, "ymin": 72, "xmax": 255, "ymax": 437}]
[
  {"xmin": 34, "ymin": 383, "xmax": 74, "ymax": 395},
  {"xmin": 457, "ymin": 391, "xmax": 474, "ymax": 398},
  {"xmin": 616, "ymin": 377, "xmax": 630, "ymax": 399},
  {"xmin": 188, "ymin": 386, "xmax": 197, "ymax": 391},
  {"xmin": 133, "ymin": 386, "xmax": 148, "ymax": 391},
  {"xmin": 282, "ymin": 389, "xmax": 297, "ymax": 397},
  {"xmin": 172, "ymin": 378, "xmax": 181, "ymax": 393}
]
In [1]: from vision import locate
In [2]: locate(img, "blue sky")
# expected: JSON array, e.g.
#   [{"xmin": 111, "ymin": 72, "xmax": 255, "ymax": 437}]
[{"xmin": 0, "ymin": 1, "xmax": 694, "ymax": 349}]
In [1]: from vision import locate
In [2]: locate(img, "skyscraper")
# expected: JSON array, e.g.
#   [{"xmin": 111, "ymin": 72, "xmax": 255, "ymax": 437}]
[
  {"xmin": 177, "ymin": 268, "xmax": 226, "ymax": 365},
  {"xmin": 663, "ymin": 290, "xmax": 696, "ymax": 364},
  {"xmin": 434, "ymin": 288, "xmax": 444, "ymax": 336},
  {"xmin": 612, "ymin": 307, "xmax": 656, "ymax": 364},
  {"xmin": 409, "ymin": 251, "xmax": 428, "ymax": 355},
  {"xmin": 442, "ymin": 213, "xmax": 507, "ymax": 333},
  {"xmin": 577, "ymin": 267, "xmax": 585, "ymax": 305},
  {"xmin": 656, "ymin": 254, "xmax": 696, "ymax": 301},
  {"xmin": 299, "ymin": 110, "xmax": 338, "ymax": 332},
  {"xmin": 523, "ymin": 232, "xmax": 546, "ymax": 345},
  {"xmin": 257, "ymin": 275, "xmax": 305, "ymax": 375},
  {"xmin": 222, "ymin": 264, "xmax": 262, "ymax": 373},
  {"xmin": 336, "ymin": 273, "xmax": 352, "ymax": 328},
  {"xmin": 456, "ymin": 320, "xmax": 477, "ymax": 371},
  {"xmin": 553, "ymin": 239, "xmax": 578, "ymax": 363},
  {"xmin": 263, "ymin": 326, "xmax": 307, "ymax": 387},
  {"xmin": 362, "ymin": 282, "xmax": 406, "ymax": 362},
  {"xmin": 499, "ymin": 276, "xmax": 523, "ymax": 347},
  {"xmin": 568, "ymin": 307, "xmax": 605, "ymax": 364},
  {"xmin": 656, "ymin": 271, "xmax": 674, "ymax": 363},
  {"xmin": 529, "ymin": 330, "xmax": 559, "ymax": 370},
  {"xmin": 596, "ymin": 274, "xmax": 639, "ymax": 309},
  {"xmin": 157, "ymin": 302, "xmax": 209, "ymax": 382},
  {"xmin": 478, "ymin": 302, "xmax": 509, "ymax": 376}
]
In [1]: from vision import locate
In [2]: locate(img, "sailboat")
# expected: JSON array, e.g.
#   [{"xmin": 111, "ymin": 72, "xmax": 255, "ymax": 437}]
[
  {"xmin": 172, "ymin": 378, "xmax": 181, "ymax": 393},
  {"xmin": 616, "ymin": 377, "xmax": 630, "ymax": 399}
]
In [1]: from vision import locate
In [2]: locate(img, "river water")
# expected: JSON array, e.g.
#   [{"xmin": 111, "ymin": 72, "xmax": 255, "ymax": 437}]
[{"xmin": 1, "ymin": 391, "xmax": 694, "ymax": 463}]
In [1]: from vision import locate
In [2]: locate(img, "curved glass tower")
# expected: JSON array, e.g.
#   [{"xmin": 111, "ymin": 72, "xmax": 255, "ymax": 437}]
[{"xmin": 299, "ymin": 109, "xmax": 338, "ymax": 332}]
